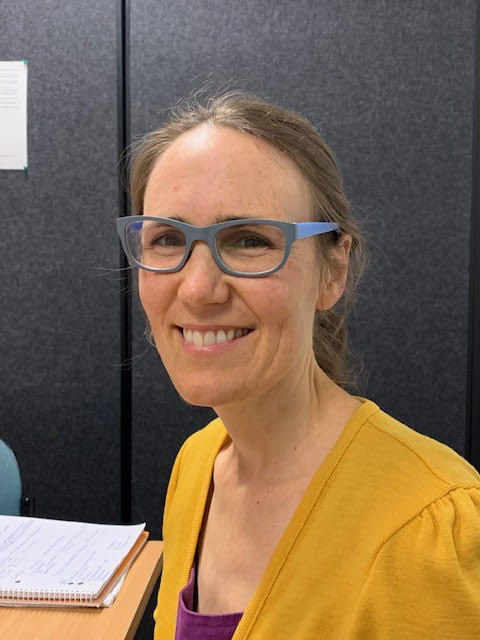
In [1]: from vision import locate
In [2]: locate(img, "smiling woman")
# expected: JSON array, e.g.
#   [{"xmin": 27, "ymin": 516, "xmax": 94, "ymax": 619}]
[
  {"xmin": 134, "ymin": 120, "xmax": 352, "ymax": 409},
  {"xmin": 117, "ymin": 92, "xmax": 480, "ymax": 640}
]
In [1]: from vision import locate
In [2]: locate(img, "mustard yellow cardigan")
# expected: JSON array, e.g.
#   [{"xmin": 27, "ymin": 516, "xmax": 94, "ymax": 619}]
[{"xmin": 154, "ymin": 400, "xmax": 480, "ymax": 639}]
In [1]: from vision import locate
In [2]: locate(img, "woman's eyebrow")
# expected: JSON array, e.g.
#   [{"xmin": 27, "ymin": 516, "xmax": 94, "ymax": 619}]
[
  {"xmin": 215, "ymin": 215, "xmax": 255, "ymax": 223},
  {"xmin": 161, "ymin": 214, "xmax": 255, "ymax": 224}
]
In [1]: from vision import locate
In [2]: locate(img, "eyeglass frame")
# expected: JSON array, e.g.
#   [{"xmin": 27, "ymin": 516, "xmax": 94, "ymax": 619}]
[{"xmin": 116, "ymin": 215, "xmax": 341, "ymax": 278}]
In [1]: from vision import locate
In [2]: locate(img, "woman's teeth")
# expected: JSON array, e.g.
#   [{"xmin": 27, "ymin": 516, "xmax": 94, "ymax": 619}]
[{"xmin": 182, "ymin": 328, "xmax": 250, "ymax": 346}]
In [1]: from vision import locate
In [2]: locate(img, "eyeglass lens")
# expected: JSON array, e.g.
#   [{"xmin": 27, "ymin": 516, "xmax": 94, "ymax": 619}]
[{"xmin": 125, "ymin": 220, "xmax": 287, "ymax": 274}]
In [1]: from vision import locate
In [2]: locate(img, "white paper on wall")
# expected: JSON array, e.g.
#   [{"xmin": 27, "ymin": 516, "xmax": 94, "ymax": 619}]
[{"xmin": 0, "ymin": 60, "xmax": 28, "ymax": 170}]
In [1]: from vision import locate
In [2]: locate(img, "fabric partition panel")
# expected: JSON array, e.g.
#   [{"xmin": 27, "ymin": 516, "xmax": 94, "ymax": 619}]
[
  {"xmin": 0, "ymin": 0, "xmax": 476, "ymax": 590},
  {"xmin": 1, "ymin": 1, "xmax": 477, "ymax": 638},
  {"xmin": 0, "ymin": 0, "xmax": 121, "ymax": 523}
]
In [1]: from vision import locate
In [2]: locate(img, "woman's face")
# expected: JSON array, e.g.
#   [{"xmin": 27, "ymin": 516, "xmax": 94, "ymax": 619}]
[{"xmin": 140, "ymin": 124, "xmax": 338, "ymax": 407}]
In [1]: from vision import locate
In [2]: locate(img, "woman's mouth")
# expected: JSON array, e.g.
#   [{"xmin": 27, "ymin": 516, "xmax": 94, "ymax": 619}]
[{"xmin": 181, "ymin": 327, "xmax": 252, "ymax": 347}]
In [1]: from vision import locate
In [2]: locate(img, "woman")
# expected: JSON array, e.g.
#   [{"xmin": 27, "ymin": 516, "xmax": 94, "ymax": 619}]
[{"xmin": 117, "ymin": 93, "xmax": 480, "ymax": 639}]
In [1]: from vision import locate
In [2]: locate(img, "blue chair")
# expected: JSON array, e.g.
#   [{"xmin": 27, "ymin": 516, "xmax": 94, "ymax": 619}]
[{"xmin": 0, "ymin": 439, "xmax": 22, "ymax": 515}]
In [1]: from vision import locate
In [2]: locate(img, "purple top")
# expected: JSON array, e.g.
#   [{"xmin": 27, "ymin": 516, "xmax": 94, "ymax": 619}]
[{"xmin": 174, "ymin": 565, "xmax": 243, "ymax": 640}]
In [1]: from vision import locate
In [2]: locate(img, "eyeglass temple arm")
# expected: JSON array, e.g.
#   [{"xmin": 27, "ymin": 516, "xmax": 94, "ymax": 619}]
[{"xmin": 295, "ymin": 222, "xmax": 341, "ymax": 239}]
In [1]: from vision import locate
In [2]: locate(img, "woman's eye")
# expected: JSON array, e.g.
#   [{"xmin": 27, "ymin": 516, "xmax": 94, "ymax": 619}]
[
  {"xmin": 233, "ymin": 234, "xmax": 271, "ymax": 249},
  {"xmin": 150, "ymin": 232, "xmax": 185, "ymax": 248}
]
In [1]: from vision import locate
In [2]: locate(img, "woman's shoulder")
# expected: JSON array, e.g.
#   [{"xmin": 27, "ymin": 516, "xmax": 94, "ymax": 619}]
[
  {"xmin": 330, "ymin": 399, "xmax": 480, "ymax": 541},
  {"xmin": 359, "ymin": 400, "xmax": 480, "ymax": 488}
]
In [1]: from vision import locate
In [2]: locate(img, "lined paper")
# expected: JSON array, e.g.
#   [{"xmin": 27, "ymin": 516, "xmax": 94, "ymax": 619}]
[{"xmin": 0, "ymin": 515, "xmax": 145, "ymax": 595}]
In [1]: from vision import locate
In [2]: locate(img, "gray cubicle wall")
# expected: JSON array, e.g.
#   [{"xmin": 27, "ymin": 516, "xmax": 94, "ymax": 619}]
[
  {"xmin": 129, "ymin": 0, "xmax": 478, "ymax": 538},
  {"xmin": 1, "ymin": 2, "xmax": 478, "ymax": 638},
  {"xmin": 0, "ymin": 1, "xmax": 121, "ymax": 523},
  {"xmin": 0, "ymin": 0, "xmax": 477, "ymax": 554}
]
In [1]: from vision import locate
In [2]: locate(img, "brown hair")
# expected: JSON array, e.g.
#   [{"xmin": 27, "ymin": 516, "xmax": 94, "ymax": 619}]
[{"xmin": 129, "ymin": 92, "xmax": 366, "ymax": 387}]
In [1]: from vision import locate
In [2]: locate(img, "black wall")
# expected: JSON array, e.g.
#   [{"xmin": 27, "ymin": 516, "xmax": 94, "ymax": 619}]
[
  {"xmin": 1, "ymin": 2, "xmax": 478, "ymax": 638},
  {"xmin": 1, "ymin": 0, "xmax": 121, "ymax": 524}
]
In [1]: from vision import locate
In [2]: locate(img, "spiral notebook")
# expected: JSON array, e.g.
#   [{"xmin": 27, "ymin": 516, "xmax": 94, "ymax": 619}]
[{"xmin": 0, "ymin": 515, "xmax": 148, "ymax": 608}]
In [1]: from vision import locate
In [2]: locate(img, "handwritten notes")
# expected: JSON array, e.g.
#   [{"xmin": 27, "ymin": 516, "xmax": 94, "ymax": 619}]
[{"xmin": 0, "ymin": 515, "xmax": 145, "ymax": 596}]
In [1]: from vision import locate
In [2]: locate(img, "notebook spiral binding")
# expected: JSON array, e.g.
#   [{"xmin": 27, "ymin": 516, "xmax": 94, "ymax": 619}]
[{"xmin": 0, "ymin": 587, "xmax": 94, "ymax": 603}]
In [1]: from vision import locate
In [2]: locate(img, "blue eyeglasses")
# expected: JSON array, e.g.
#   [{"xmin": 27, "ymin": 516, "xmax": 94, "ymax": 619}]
[{"xmin": 116, "ymin": 216, "xmax": 341, "ymax": 278}]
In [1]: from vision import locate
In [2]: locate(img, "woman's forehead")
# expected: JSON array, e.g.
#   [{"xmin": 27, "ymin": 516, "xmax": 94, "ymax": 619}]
[{"xmin": 144, "ymin": 124, "xmax": 313, "ymax": 220}]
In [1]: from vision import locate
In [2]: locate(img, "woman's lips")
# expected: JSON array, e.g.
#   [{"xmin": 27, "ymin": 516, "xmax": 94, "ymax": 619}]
[{"xmin": 181, "ymin": 327, "xmax": 251, "ymax": 347}]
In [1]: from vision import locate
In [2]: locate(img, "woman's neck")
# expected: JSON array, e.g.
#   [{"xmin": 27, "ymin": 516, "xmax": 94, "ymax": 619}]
[{"xmin": 213, "ymin": 360, "xmax": 360, "ymax": 485}]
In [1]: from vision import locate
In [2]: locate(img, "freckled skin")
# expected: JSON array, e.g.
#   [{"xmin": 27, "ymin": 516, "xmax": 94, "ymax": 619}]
[{"xmin": 139, "ymin": 124, "xmax": 339, "ymax": 409}]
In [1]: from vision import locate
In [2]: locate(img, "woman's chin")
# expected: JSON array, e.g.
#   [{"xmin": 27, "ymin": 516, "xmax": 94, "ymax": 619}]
[{"xmin": 174, "ymin": 382, "xmax": 250, "ymax": 409}]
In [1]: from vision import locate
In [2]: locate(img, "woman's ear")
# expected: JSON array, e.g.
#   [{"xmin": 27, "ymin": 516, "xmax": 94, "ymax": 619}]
[{"xmin": 316, "ymin": 234, "xmax": 352, "ymax": 311}]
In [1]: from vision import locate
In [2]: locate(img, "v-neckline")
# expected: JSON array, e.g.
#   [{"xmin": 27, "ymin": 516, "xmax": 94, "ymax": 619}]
[{"xmin": 182, "ymin": 398, "xmax": 380, "ymax": 639}]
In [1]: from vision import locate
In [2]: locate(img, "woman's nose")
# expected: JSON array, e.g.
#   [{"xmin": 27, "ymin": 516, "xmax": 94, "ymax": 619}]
[{"xmin": 177, "ymin": 241, "xmax": 230, "ymax": 306}]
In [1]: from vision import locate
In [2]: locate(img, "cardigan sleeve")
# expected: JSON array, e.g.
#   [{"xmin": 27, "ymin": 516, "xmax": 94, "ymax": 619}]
[{"xmin": 347, "ymin": 486, "xmax": 480, "ymax": 639}]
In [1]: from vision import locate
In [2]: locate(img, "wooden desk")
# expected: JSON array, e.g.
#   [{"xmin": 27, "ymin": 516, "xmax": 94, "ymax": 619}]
[{"xmin": 0, "ymin": 540, "xmax": 163, "ymax": 640}]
